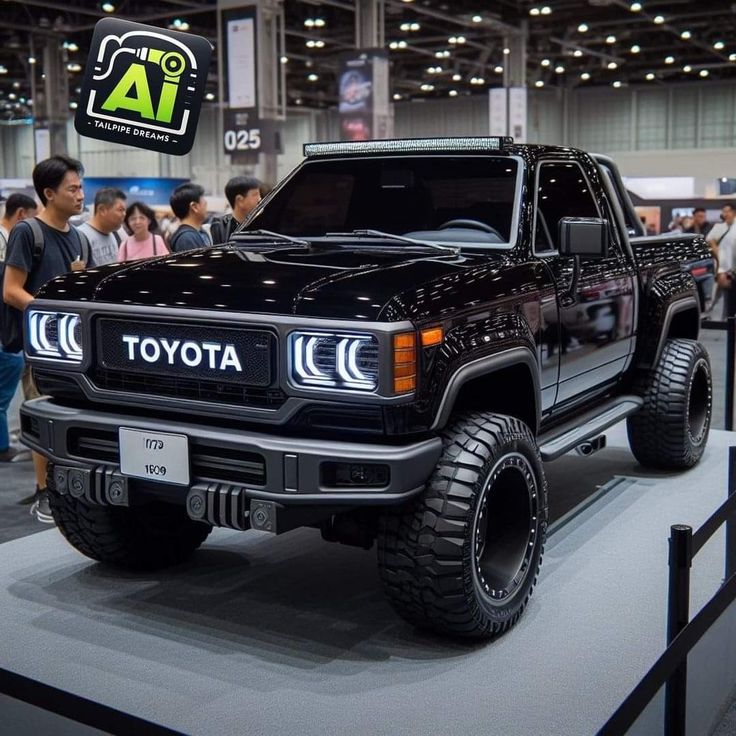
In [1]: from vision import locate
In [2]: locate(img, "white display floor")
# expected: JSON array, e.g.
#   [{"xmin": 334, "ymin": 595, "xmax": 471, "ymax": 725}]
[{"xmin": 1, "ymin": 423, "xmax": 735, "ymax": 736}]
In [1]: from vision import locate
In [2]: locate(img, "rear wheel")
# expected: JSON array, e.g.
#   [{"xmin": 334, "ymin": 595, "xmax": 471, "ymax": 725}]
[
  {"xmin": 627, "ymin": 338, "xmax": 712, "ymax": 469},
  {"xmin": 377, "ymin": 413, "xmax": 547, "ymax": 639},
  {"xmin": 48, "ymin": 473, "xmax": 212, "ymax": 571}
]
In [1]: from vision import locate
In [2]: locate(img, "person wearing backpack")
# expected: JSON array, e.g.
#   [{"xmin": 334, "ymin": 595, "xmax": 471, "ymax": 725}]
[
  {"xmin": 3, "ymin": 154, "xmax": 91, "ymax": 523},
  {"xmin": 77, "ymin": 187, "xmax": 127, "ymax": 265},
  {"xmin": 210, "ymin": 176, "xmax": 262, "ymax": 245}
]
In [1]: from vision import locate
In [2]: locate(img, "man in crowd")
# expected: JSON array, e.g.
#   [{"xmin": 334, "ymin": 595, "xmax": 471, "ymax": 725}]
[
  {"xmin": 77, "ymin": 187, "xmax": 127, "ymax": 265},
  {"xmin": 3, "ymin": 154, "xmax": 90, "ymax": 522},
  {"xmin": 0, "ymin": 193, "xmax": 37, "ymax": 465},
  {"xmin": 0, "ymin": 193, "xmax": 38, "ymax": 260},
  {"xmin": 685, "ymin": 207, "xmax": 712, "ymax": 237},
  {"xmin": 169, "ymin": 183, "xmax": 210, "ymax": 252},
  {"xmin": 210, "ymin": 176, "xmax": 261, "ymax": 245}
]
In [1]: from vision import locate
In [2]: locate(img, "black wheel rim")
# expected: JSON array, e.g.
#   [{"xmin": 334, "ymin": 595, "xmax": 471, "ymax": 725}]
[
  {"xmin": 472, "ymin": 452, "xmax": 539, "ymax": 606},
  {"xmin": 688, "ymin": 358, "xmax": 711, "ymax": 445}
]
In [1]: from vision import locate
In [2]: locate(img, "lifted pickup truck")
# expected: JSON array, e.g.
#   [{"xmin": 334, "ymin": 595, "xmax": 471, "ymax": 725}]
[{"xmin": 20, "ymin": 137, "xmax": 714, "ymax": 639}]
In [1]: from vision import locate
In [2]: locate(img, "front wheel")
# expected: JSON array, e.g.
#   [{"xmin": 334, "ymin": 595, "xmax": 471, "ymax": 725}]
[
  {"xmin": 377, "ymin": 413, "xmax": 548, "ymax": 639},
  {"xmin": 627, "ymin": 338, "xmax": 712, "ymax": 469}
]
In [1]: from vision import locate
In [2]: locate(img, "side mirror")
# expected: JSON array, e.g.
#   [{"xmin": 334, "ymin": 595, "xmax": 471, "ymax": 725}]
[{"xmin": 559, "ymin": 217, "xmax": 609, "ymax": 258}]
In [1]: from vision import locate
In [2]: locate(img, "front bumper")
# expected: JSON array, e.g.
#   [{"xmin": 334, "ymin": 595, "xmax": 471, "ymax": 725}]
[{"xmin": 20, "ymin": 398, "xmax": 442, "ymax": 508}]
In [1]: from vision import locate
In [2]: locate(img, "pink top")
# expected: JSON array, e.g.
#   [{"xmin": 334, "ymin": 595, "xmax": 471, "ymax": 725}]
[{"xmin": 117, "ymin": 233, "xmax": 168, "ymax": 262}]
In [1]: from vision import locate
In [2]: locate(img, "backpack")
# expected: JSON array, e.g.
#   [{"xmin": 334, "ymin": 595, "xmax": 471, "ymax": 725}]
[
  {"xmin": 170, "ymin": 224, "xmax": 210, "ymax": 252},
  {"xmin": 1, "ymin": 218, "xmax": 90, "ymax": 353},
  {"xmin": 210, "ymin": 214, "xmax": 234, "ymax": 245}
]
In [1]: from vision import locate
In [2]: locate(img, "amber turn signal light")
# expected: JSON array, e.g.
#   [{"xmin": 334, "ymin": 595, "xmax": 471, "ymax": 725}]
[
  {"xmin": 393, "ymin": 331, "xmax": 416, "ymax": 393},
  {"xmin": 420, "ymin": 326, "xmax": 444, "ymax": 347}
]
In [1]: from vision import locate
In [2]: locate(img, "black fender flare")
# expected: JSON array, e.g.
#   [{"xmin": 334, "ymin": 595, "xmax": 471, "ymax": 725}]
[{"xmin": 430, "ymin": 346, "xmax": 541, "ymax": 433}]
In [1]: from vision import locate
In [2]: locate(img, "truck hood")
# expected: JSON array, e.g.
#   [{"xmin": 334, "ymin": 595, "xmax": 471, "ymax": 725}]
[{"xmin": 39, "ymin": 243, "xmax": 509, "ymax": 321}]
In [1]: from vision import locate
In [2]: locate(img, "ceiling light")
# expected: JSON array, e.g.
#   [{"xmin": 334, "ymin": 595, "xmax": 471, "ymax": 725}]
[
  {"xmin": 606, "ymin": 35, "xmax": 616, "ymax": 44},
  {"xmin": 307, "ymin": 73, "xmax": 318, "ymax": 81},
  {"xmin": 535, "ymin": 80, "xmax": 544, "ymax": 87},
  {"xmin": 448, "ymin": 35, "xmax": 466, "ymax": 45},
  {"xmin": 12, "ymin": 82, "xmax": 20, "ymax": 89},
  {"xmin": 170, "ymin": 18, "xmax": 189, "ymax": 31},
  {"xmin": 630, "ymin": 2, "xmax": 642, "ymax": 10},
  {"xmin": 665, "ymin": 56, "xmax": 674, "ymax": 64},
  {"xmin": 27, "ymin": 56, "xmax": 36, "ymax": 64},
  {"xmin": 580, "ymin": 72, "xmax": 590, "ymax": 80},
  {"xmin": 305, "ymin": 39, "xmax": 325, "ymax": 48},
  {"xmin": 69, "ymin": 101, "xmax": 78, "ymax": 109},
  {"xmin": 555, "ymin": 65, "xmax": 565, "ymax": 73},
  {"xmin": 435, "ymin": 50, "xmax": 450, "ymax": 58},
  {"xmin": 389, "ymin": 40, "xmax": 408, "ymax": 50},
  {"xmin": 630, "ymin": 45, "xmax": 640, "ymax": 54},
  {"xmin": 714, "ymin": 41, "xmax": 725, "ymax": 50},
  {"xmin": 280, "ymin": 55, "xmax": 288, "ymax": 64},
  {"xmin": 613, "ymin": 81, "xmax": 622, "ymax": 88},
  {"xmin": 573, "ymin": 49, "xmax": 583, "ymax": 57},
  {"xmin": 393, "ymin": 93, "xmax": 402, "ymax": 100},
  {"xmin": 101, "ymin": 2, "xmax": 115, "ymax": 12},
  {"xmin": 541, "ymin": 6, "xmax": 552, "ymax": 14},
  {"xmin": 67, "ymin": 63, "xmax": 82, "ymax": 72},
  {"xmin": 205, "ymin": 92, "xmax": 215, "ymax": 101},
  {"xmin": 541, "ymin": 58, "xmax": 550, "ymax": 67},
  {"xmin": 452, "ymin": 73, "xmax": 462, "ymax": 81},
  {"xmin": 607, "ymin": 62, "xmax": 618, "ymax": 69},
  {"xmin": 653, "ymin": 15, "xmax": 664, "ymax": 24},
  {"xmin": 449, "ymin": 89, "xmax": 458, "ymax": 97},
  {"xmin": 8, "ymin": 93, "xmax": 16, "ymax": 100},
  {"xmin": 67, "ymin": 42, "xmax": 78, "ymax": 52},
  {"xmin": 699, "ymin": 69, "xmax": 709, "ymax": 77},
  {"xmin": 683, "ymin": 65, "xmax": 692, "ymax": 72},
  {"xmin": 680, "ymin": 30, "xmax": 691, "ymax": 40},
  {"xmin": 494, "ymin": 65, "xmax": 503, "ymax": 73},
  {"xmin": 730, "ymin": 54, "xmax": 736, "ymax": 62},
  {"xmin": 646, "ymin": 72, "xmax": 655, "ymax": 80},
  {"xmin": 472, "ymin": 15, "xmax": 482, "ymax": 23},
  {"xmin": 400, "ymin": 22, "xmax": 420, "ymax": 31},
  {"xmin": 420, "ymin": 83, "xmax": 434, "ymax": 91},
  {"xmin": 470, "ymin": 76, "xmax": 485, "ymax": 85},
  {"xmin": 578, "ymin": 23, "xmax": 588, "ymax": 33},
  {"xmin": 0, "ymin": 66, "xmax": 7, "ymax": 75},
  {"xmin": 503, "ymin": 47, "xmax": 510, "ymax": 55},
  {"xmin": 529, "ymin": 7, "xmax": 540, "ymax": 15}
]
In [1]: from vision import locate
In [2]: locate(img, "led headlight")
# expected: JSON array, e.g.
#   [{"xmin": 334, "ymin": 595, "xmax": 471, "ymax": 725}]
[
  {"xmin": 26, "ymin": 310, "xmax": 83, "ymax": 363},
  {"xmin": 290, "ymin": 331, "xmax": 379, "ymax": 391}
]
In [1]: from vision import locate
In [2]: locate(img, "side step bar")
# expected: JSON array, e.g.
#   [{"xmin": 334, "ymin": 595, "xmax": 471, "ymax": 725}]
[{"xmin": 538, "ymin": 395, "xmax": 643, "ymax": 461}]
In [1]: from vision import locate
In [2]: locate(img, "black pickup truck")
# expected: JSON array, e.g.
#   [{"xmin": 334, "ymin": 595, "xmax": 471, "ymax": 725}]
[{"xmin": 20, "ymin": 137, "xmax": 714, "ymax": 639}]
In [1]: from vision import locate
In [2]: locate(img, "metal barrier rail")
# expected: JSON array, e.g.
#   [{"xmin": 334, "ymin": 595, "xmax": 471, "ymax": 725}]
[
  {"xmin": 598, "ymin": 447, "xmax": 736, "ymax": 736},
  {"xmin": 0, "ymin": 665, "xmax": 186, "ymax": 736}
]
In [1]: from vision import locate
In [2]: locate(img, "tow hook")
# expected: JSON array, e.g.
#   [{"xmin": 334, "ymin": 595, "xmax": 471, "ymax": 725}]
[{"xmin": 575, "ymin": 434, "xmax": 607, "ymax": 457}]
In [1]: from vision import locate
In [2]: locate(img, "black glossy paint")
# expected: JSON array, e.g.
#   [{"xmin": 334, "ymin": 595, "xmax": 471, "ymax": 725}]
[{"xmin": 34, "ymin": 143, "xmax": 708, "ymax": 438}]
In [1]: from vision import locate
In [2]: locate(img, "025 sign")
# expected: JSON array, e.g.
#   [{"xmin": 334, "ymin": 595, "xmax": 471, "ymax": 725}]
[{"xmin": 223, "ymin": 109, "xmax": 261, "ymax": 154}]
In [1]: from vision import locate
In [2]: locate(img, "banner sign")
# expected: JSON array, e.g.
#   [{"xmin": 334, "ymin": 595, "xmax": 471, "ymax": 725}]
[
  {"xmin": 221, "ymin": 5, "xmax": 260, "ymax": 157},
  {"xmin": 338, "ymin": 51, "xmax": 389, "ymax": 141},
  {"xmin": 83, "ymin": 177, "xmax": 189, "ymax": 207},
  {"xmin": 75, "ymin": 18, "xmax": 213, "ymax": 155}
]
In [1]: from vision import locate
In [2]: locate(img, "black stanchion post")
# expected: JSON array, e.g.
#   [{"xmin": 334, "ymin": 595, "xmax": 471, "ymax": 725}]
[
  {"xmin": 728, "ymin": 448, "xmax": 736, "ymax": 581},
  {"xmin": 665, "ymin": 524, "xmax": 692, "ymax": 736},
  {"xmin": 726, "ymin": 317, "xmax": 735, "ymax": 432}
]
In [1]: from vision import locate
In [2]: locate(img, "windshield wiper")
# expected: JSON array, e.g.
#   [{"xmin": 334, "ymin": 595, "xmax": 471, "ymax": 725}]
[
  {"xmin": 231, "ymin": 229, "xmax": 309, "ymax": 247},
  {"xmin": 323, "ymin": 229, "xmax": 459, "ymax": 254}
]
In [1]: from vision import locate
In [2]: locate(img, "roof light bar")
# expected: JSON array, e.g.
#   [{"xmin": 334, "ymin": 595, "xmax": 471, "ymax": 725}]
[{"xmin": 303, "ymin": 137, "xmax": 514, "ymax": 157}]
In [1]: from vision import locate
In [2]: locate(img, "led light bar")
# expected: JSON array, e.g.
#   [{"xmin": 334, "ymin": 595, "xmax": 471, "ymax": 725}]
[{"xmin": 303, "ymin": 136, "xmax": 514, "ymax": 158}]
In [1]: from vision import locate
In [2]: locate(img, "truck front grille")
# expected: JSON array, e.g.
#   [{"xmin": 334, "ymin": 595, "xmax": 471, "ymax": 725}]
[
  {"xmin": 66, "ymin": 428, "xmax": 267, "ymax": 487},
  {"xmin": 89, "ymin": 368, "xmax": 287, "ymax": 409}
]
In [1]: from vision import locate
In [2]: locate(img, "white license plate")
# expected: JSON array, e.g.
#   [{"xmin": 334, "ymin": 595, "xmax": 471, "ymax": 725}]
[{"xmin": 119, "ymin": 428, "xmax": 190, "ymax": 486}]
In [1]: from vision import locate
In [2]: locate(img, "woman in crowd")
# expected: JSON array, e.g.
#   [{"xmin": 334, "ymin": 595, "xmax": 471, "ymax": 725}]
[{"xmin": 118, "ymin": 201, "xmax": 168, "ymax": 261}]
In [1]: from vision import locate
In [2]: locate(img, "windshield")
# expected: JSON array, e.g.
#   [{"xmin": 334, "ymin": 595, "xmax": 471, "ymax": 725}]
[{"xmin": 246, "ymin": 156, "xmax": 519, "ymax": 246}]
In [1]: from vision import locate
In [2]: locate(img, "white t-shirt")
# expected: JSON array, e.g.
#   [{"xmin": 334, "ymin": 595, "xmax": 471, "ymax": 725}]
[{"xmin": 711, "ymin": 222, "xmax": 736, "ymax": 273}]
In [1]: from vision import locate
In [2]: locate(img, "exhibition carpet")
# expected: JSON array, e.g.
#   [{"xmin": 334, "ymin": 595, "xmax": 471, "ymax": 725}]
[{"xmin": 0, "ymin": 423, "xmax": 735, "ymax": 736}]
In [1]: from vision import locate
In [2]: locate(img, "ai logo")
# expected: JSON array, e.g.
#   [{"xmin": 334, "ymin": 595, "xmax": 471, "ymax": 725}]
[{"xmin": 75, "ymin": 18, "xmax": 213, "ymax": 155}]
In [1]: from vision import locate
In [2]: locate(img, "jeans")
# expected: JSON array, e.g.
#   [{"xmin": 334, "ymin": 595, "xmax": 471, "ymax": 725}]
[{"xmin": 0, "ymin": 351, "xmax": 23, "ymax": 451}]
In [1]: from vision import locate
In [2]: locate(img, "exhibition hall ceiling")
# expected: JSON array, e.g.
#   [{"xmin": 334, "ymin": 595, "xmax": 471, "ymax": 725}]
[{"xmin": 0, "ymin": 0, "xmax": 734, "ymax": 116}]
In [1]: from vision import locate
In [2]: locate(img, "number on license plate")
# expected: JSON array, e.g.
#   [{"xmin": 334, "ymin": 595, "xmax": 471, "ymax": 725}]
[{"xmin": 118, "ymin": 428, "xmax": 190, "ymax": 486}]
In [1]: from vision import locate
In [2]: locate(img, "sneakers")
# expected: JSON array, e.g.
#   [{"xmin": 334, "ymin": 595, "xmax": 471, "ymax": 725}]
[
  {"xmin": 0, "ymin": 446, "xmax": 31, "ymax": 463},
  {"xmin": 29, "ymin": 489, "xmax": 54, "ymax": 524}
]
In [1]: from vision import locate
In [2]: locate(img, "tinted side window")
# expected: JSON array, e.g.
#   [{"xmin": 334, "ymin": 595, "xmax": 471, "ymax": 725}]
[{"xmin": 536, "ymin": 162, "xmax": 600, "ymax": 251}]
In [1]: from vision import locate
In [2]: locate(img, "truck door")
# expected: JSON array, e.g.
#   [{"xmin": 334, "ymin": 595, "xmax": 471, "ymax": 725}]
[{"xmin": 534, "ymin": 160, "xmax": 636, "ymax": 406}]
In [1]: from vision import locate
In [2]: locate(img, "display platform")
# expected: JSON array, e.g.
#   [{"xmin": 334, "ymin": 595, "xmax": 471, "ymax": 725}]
[{"xmin": 1, "ymin": 423, "xmax": 735, "ymax": 736}]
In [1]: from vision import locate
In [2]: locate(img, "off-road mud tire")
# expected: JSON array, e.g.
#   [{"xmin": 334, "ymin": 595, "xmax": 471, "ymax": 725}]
[
  {"xmin": 627, "ymin": 338, "xmax": 712, "ymax": 469},
  {"xmin": 377, "ymin": 412, "xmax": 548, "ymax": 639}
]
